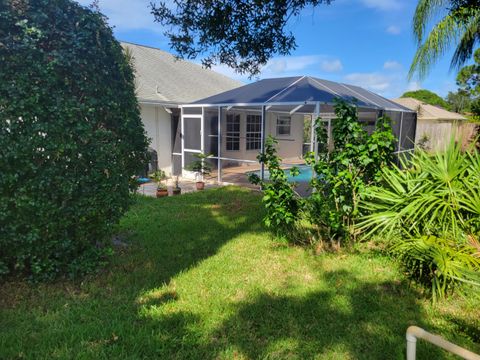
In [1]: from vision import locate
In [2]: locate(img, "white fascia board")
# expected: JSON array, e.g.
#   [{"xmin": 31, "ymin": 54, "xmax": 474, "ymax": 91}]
[{"xmin": 139, "ymin": 99, "xmax": 180, "ymax": 107}]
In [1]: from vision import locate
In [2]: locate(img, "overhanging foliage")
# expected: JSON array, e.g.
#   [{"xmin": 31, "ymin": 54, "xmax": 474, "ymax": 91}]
[{"xmin": 151, "ymin": 0, "xmax": 333, "ymax": 76}]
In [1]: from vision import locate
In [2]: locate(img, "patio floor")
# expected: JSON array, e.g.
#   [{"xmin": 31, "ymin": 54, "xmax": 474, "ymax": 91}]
[
  {"xmin": 138, "ymin": 158, "xmax": 311, "ymax": 198},
  {"xmin": 137, "ymin": 178, "xmax": 219, "ymax": 197}
]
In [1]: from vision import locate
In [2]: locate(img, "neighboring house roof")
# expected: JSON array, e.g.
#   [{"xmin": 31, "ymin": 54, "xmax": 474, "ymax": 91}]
[
  {"xmin": 391, "ymin": 98, "xmax": 467, "ymax": 121},
  {"xmin": 190, "ymin": 76, "xmax": 412, "ymax": 112},
  {"xmin": 121, "ymin": 42, "xmax": 243, "ymax": 105}
]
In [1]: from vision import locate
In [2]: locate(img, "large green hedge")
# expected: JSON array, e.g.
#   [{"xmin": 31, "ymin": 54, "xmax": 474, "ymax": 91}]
[{"xmin": 0, "ymin": 0, "xmax": 148, "ymax": 280}]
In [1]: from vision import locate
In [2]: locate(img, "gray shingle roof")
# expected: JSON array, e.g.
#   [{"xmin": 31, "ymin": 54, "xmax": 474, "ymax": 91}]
[{"xmin": 121, "ymin": 42, "xmax": 243, "ymax": 104}]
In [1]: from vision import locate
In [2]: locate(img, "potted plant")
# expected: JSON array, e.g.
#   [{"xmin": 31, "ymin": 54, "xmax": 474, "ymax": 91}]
[
  {"xmin": 185, "ymin": 153, "xmax": 212, "ymax": 190},
  {"xmin": 172, "ymin": 176, "xmax": 181, "ymax": 195},
  {"xmin": 149, "ymin": 170, "xmax": 168, "ymax": 198}
]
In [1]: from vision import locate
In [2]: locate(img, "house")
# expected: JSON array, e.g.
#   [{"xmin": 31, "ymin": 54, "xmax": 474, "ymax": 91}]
[
  {"xmin": 391, "ymin": 97, "xmax": 468, "ymax": 151},
  {"xmin": 179, "ymin": 76, "xmax": 417, "ymax": 183},
  {"xmin": 121, "ymin": 41, "xmax": 243, "ymax": 175}
]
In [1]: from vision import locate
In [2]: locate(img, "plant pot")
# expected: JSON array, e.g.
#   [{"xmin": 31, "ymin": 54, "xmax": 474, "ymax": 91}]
[
  {"xmin": 172, "ymin": 188, "xmax": 181, "ymax": 196},
  {"xmin": 196, "ymin": 181, "xmax": 205, "ymax": 190},
  {"xmin": 156, "ymin": 188, "xmax": 168, "ymax": 198}
]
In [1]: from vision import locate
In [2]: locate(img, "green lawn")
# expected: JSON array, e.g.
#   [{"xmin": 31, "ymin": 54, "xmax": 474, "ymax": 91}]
[{"xmin": 1, "ymin": 187, "xmax": 479, "ymax": 359}]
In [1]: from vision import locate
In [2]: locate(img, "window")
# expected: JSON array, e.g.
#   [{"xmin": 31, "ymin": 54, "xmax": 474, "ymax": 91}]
[
  {"xmin": 226, "ymin": 114, "xmax": 240, "ymax": 151},
  {"xmin": 246, "ymin": 114, "xmax": 261, "ymax": 150},
  {"xmin": 276, "ymin": 115, "xmax": 291, "ymax": 136}
]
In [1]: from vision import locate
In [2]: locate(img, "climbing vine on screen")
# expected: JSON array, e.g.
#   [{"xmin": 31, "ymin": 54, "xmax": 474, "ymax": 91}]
[
  {"xmin": 250, "ymin": 100, "xmax": 396, "ymax": 246},
  {"xmin": 305, "ymin": 100, "xmax": 396, "ymax": 244}
]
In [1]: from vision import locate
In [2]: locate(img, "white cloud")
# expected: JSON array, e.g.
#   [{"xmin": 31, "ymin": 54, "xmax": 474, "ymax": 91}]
[
  {"xmin": 360, "ymin": 0, "xmax": 402, "ymax": 11},
  {"xmin": 210, "ymin": 54, "xmax": 343, "ymax": 83},
  {"xmin": 386, "ymin": 25, "xmax": 401, "ymax": 35},
  {"xmin": 209, "ymin": 64, "xmax": 251, "ymax": 83},
  {"xmin": 406, "ymin": 81, "xmax": 421, "ymax": 92},
  {"xmin": 320, "ymin": 59, "xmax": 343, "ymax": 73},
  {"xmin": 266, "ymin": 55, "xmax": 323, "ymax": 73},
  {"xmin": 383, "ymin": 60, "xmax": 403, "ymax": 70},
  {"xmin": 344, "ymin": 73, "xmax": 392, "ymax": 92},
  {"xmin": 76, "ymin": 0, "xmax": 160, "ymax": 32}
]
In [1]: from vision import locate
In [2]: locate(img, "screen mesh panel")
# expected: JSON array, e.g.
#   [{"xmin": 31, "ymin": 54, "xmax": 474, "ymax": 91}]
[
  {"xmin": 400, "ymin": 112, "xmax": 417, "ymax": 151},
  {"xmin": 183, "ymin": 117, "xmax": 201, "ymax": 150},
  {"xmin": 204, "ymin": 111, "xmax": 219, "ymax": 156}
]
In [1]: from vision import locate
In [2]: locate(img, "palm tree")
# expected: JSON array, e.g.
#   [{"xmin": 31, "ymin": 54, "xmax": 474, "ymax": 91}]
[{"xmin": 409, "ymin": 0, "xmax": 480, "ymax": 79}]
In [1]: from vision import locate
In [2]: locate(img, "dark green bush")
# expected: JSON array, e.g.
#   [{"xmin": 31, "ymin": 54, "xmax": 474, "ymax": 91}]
[{"xmin": 0, "ymin": 0, "xmax": 148, "ymax": 280}]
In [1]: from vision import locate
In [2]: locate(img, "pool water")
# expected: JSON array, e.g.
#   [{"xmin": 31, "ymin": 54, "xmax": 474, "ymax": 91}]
[{"xmin": 250, "ymin": 164, "xmax": 313, "ymax": 183}]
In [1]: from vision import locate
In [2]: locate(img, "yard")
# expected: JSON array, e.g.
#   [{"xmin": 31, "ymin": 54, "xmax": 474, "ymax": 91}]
[{"xmin": 1, "ymin": 187, "xmax": 479, "ymax": 359}]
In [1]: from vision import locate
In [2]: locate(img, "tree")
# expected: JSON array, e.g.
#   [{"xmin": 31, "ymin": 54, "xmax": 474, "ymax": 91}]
[
  {"xmin": 457, "ymin": 48, "xmax": 480, "ymax": 116},
  {"xmin": 457, "ymin": 48, "xmax": 480, "ymax": 95},
  {"xmin": 401, "ymin": 89, "xmax": 451, "ymax": 109},
  {"xmin": 0, "ymin": 0, "xmax": 148, "ymax": 280},
  {"xmin": 446, "ymin": 90, "xmax": 472, "ymax": 113},
  {"xmin": 151, "ymin": 0, "xmax": 333, "ymax": 76},
  {"xmin": 409, "ymin": 0, "xmax": 480, "ymax": 79}
]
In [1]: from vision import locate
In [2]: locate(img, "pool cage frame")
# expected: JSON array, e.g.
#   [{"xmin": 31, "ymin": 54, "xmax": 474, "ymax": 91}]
[{"xmin": 178, "ymin": 103, "xmax": 416, "ymax": 184}]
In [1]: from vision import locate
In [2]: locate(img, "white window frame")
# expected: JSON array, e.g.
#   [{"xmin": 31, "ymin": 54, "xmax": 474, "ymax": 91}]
[
  {"xmin": 246, "ymin": 114, "xmax": 262, "ymax": 150},
  {"xmin": 226, "ymin": 113, "xmax": 240, "ymax": 151},
  {"xmin": 276, "ymin": 115, "xmax": 291, "ymax": 136}
]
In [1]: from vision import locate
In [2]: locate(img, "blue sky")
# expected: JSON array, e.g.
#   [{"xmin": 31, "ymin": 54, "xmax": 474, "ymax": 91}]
[{"xmin": 77, "ymin": 0, "xmax": 459, "ymax": 99}]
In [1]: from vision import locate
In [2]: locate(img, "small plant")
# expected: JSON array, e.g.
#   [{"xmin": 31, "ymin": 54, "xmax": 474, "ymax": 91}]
[
  {"xmin": 149, "ymin": 170, "xmax": 168, "ymax": 197},
  {"xmin": 172, "ymin": 176, "xmax": 181, "ymax": 195},
  {"xmin": 149, "ymin": 170, "xmax": 167, "ymax": 189},
  {"xmin": 185, "ymin": 153, "xmax": 212, "ymax": 190}
]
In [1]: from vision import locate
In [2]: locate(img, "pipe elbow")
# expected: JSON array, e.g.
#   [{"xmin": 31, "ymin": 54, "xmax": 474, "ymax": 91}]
[{"xmin": 406, "ymin": 325, "xmax": 425, "ymax": 342}]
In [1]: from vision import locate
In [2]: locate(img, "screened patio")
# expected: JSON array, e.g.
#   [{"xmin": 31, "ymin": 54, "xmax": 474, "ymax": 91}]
[{"xmin": 175, "ymin": 76, "xmax": 416, "ymax": 184}]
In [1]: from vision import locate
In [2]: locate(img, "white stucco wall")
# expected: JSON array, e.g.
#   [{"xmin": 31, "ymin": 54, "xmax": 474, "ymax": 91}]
[
  {"xmin": 220, "ymin": 111, "xmax": 304, "ymax": 165},
  {"xmin": 140, "ymin": 104, "xmax": 172, "ymax": 175}
]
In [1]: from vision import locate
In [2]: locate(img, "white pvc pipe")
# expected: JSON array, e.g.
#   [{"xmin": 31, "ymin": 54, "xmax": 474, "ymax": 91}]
[{"xmin": 406, "ymin": 326, "xmax": 480, "ymax": 360}]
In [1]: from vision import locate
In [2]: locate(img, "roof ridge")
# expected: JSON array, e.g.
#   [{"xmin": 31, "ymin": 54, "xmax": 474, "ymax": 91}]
[{"xmin": 265, "ymin": 76, "xmax": 306, "ymax": 102}]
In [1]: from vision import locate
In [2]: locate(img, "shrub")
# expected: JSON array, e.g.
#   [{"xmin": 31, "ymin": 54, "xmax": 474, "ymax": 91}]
[
  {"xmin": 249, "ymin": 137, "xmax": 301, "ymax": 238},
  {"xmin": 359, "ymin": 140, "xmax": 480, "ymax": 300},
  {"xmin": 249, "ymin": 100, "xmax": 396, "ymax": 246},
  {"xmin": 305, "ymin": 100, "xmax": 396, "ymax": 244},
  {"xmin": 0, "ymin": 0, "xmax": 148, "ymax": 280}
]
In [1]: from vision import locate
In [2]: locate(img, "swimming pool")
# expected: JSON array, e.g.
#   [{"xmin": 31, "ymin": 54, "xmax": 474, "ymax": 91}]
[{"xmin": 249, "ymin": 164, "xmax": 313, "ymax": 183}]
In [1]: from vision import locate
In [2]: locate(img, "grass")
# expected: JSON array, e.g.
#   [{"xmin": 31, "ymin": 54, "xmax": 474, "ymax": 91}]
[{"xmin": 1, "ymin": 186, "xmax": 479, "ymax": 359}]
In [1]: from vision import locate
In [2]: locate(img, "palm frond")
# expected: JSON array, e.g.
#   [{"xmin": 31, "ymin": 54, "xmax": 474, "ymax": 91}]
[
  {"xmin": 450, "ymin": 13, "xmax": 480, "ymax": 69},
  {"xmin": 409, "ymin": 13, "xmax": 461, "ymax": 79},
  {"xmin": 413, "ymin": 0, "xmax": 451, "ymax": 43}
]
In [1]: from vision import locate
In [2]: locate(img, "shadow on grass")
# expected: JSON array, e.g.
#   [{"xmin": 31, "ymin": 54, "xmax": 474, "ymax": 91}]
[
  {"xmin": 146, "ymin": 270, "xmax": 449, "ymax": 359},
  {"xmin": 105, "ymin": 186, "xmax": 265, "ymax": 293},
  {"xmin": 2, "ymin": 187, "xmax": 475, "ymax": 359},
  {"xmin": 0, "ymin": 187, "xmax": 266, "ymax": 358}
]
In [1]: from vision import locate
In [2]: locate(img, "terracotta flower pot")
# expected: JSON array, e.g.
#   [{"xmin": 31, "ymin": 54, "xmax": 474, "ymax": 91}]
[
  {"xmin": 172, "ymin": 188, "xmax": 181, "ymax": 196},
  {"xmin": 196, "ymin": 181, "xmax": 205, "ymax": 190},
  {"xmin": 156, "ymin": 188, "xmax": 168, "ymax": 198}
]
